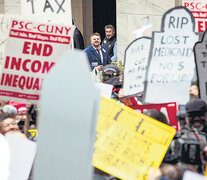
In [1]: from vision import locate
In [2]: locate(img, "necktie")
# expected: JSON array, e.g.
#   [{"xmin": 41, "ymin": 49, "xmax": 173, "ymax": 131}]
[
  {"xmin": 96, "ymin": 49, "xmax": 103, "ymax": 63},
  {"xmin": 96, "ymin": 49, "xmax": 101, "ymax": 57}
]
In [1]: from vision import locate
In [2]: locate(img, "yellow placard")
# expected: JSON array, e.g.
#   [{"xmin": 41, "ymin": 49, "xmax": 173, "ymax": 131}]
[
  {"xmin": 93, "ymin": 97, "xmax": 176, "ymax": 180},
  {"xmin": 28, "ymin": 129, "xmax": 38, "ymax": 137}
]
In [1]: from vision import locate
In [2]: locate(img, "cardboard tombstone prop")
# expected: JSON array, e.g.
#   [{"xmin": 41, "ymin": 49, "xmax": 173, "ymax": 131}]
[
  {"xmin": 194, "ymin": 29, "xmax": 207, "ymax": 103},
  {"xmin": 144, "ymin": 6, "xmax": 199, "ymax": 105},
  {"xmin": 123, "ymin": 37, "xmax": 151, "ymax": 97}
]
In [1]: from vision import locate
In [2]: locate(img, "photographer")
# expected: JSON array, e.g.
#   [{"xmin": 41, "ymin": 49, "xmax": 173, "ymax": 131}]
[{"xmin": 165, "ymin": 99, "xmax": 207, "ymax": 173}]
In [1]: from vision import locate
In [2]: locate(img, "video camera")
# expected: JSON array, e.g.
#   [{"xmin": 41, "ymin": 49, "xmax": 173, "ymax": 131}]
[{"xmin": 163, "ymin": 133, "xmax": 203, "ymax": 166}]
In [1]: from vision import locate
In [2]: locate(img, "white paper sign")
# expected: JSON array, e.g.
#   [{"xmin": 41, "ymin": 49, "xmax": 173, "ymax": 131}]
[
  {"xmin": 5, "ymin": 133, "xmax": 37, "ymax": 180},
  {"xmin": 123, "ymin": 37, "xmax": 151, "ymax": 97},
  {"xmin": 144, "ymin": 7, "xmax": 199, "ymax": 105},
  {"xmin": 21, "ymin": 0, "xmax": 72, "ymax": 25},
  {"xmin": 183, "ymin": 171, "xmax": 207, "ymax": 180},
  {"xmin": 96, "ymin": 83, "xmax": 113, "ymax": 98},
  {"xmin": 0, "ymin": 18, "xmax": 75, "ymax": 103},
  {"xmin": 0, "ymin": 134, "xmax": 10, "ymax": 180}
]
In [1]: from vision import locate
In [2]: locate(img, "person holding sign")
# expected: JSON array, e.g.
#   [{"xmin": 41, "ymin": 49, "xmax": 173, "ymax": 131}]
[{"xmin": 84, "ymin": 33, "xmax": 111, "ymax": 71}]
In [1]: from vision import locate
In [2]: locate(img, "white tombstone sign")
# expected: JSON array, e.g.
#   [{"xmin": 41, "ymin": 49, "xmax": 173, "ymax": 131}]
[
  {"xmin": 33, "ymin": 50, "xmax": 100, "ymax": 180},
  {"xmin": 144, "ymin": 7, "xmax": 199, "ymax": 105},
  {"xmin": 123, "ymin": 37, "xmax": 151, "ymax": 97}
]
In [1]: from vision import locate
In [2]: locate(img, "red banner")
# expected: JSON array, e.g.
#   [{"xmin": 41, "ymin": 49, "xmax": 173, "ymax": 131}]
[{"xmin": 122, "ymin": 97, "xmax": 178, "ymax": 130}]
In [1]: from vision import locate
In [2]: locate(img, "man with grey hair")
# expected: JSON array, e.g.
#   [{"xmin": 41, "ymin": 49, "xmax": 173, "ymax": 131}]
[{"xmin": 102, "ymin": 25, "xmax": 117, "ymax": 62}]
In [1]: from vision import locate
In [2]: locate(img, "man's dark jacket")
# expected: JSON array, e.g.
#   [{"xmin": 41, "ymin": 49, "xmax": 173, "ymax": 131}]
[
  {"xmin": 84, "ymin": 45, "xmax": 111, "ymax": 70},
  {"xmin": 102, "ymin": 35, "xmax": 116, "ymax": 57}
]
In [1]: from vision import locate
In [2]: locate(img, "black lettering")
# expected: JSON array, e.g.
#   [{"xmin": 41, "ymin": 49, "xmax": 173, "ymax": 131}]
[
  {"xmin": 136, "ymin": 119, "xmax": 144, "ymax": 132},
  {"xmin": 113, "ymin": 109, "xmax": 124, "ymax": 121},
  {"xmin": 55, "ymin": 0, "xmax": 65, "ymax": 13},
  {"xmin": 169, "ymin": 16, "xmax": 175, "ymax": 28},
  {"xmin": 27, "ymin": 0, "xmax": 35, "ymax": 14},
  {"xmin": 181, "ymin": 17, "xmax": 188, "ymax": 28},
  {"xmin": 201, "ymin": 61, "xmax": 207, "ymax": 68},
  {"xmin": 176, "ymin": 17, "xmax": 180, "ymax": 28},
  {"xmin": 43, "ymin": 0, "xmax": 54, "ymax": 12},
  {"xmin": 202, "ymin": 52, "xmax": 207, "ymax": 57},
  {"xmin": 183, "ymin": 36, "xmax": 189, "ymax": 44},
  {"xmin": 161, "ymin": 36, "xmax": 165, "ymax": 44},
  {"xmin": 178, "ymin": 61, "xmax": 184, "ymax": 71}
]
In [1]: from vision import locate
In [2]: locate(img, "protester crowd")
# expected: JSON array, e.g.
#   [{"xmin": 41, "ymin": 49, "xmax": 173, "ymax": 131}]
[
  {"xmin": 83, "ymin": 24, "xmax": 207, "ymax": 179},
  {"xmin": 1, "ymin": 23, "xmax": 207, "ymax": 180}
]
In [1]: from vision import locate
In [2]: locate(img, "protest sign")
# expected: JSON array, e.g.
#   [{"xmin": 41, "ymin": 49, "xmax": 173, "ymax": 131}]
[
  {"xmin": 93, "ymin": 97, "xmax": 176, "ymax": 180},
  {"xmin": 96, "ymin": 83, "xmax": 113, "ymax": 98},
  {"xmin": 0, "ymin": 18, "xmax": 75, "ymax": 103},
  {"xmin": 126, "ymin": 102, "xmax": 178, "ymax": 130},
  {"xmin": 5, "ymin": 133, "xmax": 37, "ymax": 180},
  {"xmin": 182, "ymin": 0, "xmax": 207, "ymax": 32},
  {"xmin": 0, "ymin": 134, "xmax": 9, "ymax": 180},
  {"xmin": 194, "ymin": 30, "xmax": 207, "ymax": 103},
  {"xmin": 123, "ymin": 37, "xmax": 151, "ymax": 97},
  {"xmin": 33, "ymin": 51, "xmax": 99, "ymax": 180},
  {"xmin": 144, "ymin": 6, "xmax": 199, "ymax": 105},
  {"xmin": 21, "ymin": 0, "xmax": 72, "ymax": 25}
]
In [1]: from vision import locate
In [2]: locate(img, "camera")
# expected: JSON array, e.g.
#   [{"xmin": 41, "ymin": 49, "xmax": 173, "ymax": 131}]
[{"xmin": 163, "ymin": 133, "xmax": 203, "ymax": 166}]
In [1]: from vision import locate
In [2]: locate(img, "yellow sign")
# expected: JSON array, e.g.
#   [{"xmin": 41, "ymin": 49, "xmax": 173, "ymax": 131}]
[
  {"xmin": 28, "ymin": 129, "xmax": 38, "ymax": 137},
  {"xmin": 93, "ymin": 97, "xmax": 176, "ymax": 180}
]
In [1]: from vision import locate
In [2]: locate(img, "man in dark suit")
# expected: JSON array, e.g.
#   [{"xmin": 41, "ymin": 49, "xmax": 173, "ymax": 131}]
[{"xmin": 84, "ymin": 32, "xmax": 111, "ymax": 71}]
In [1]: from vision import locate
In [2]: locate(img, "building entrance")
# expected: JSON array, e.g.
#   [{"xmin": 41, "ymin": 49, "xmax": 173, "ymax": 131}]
[{"xmin": 93, "ymin": 0, "xmax": 116, "ymax": 40}]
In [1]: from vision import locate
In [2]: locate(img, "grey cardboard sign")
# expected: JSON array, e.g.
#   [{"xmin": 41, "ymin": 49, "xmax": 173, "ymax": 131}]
[
  {"xmin": 33, "ymin": 50, "xmax": 99, "ymax": 180},
  {"xmin": 194, "ymin": 30, "xmax": 207, "ymax": 103}
]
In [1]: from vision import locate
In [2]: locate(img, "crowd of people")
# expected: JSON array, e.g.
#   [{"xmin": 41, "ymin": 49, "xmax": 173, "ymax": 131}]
[
  {"xmin": 81, "ymin": 24, "xmax": 207, "ymax": 179},
  {"xmin": 1, "ymin": 23, "xmax": 207, "ymax": 180}
]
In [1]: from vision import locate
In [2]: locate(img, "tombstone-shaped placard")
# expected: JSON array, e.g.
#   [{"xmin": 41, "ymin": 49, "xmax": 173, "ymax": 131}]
[
  {"xmin": 123, "ymin": 37, "xmax": 151, "ymax": 97},
  {"xmin": 194, "ymin": 30, "xmax": 207, "ymax": 103},
  {"xmin": 33, "ymin": 50, "xmax": 100, "ymax": 180},
  {"xmin": 144, "ymin": 6, "xmax": 199, "ymax": 105}
]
